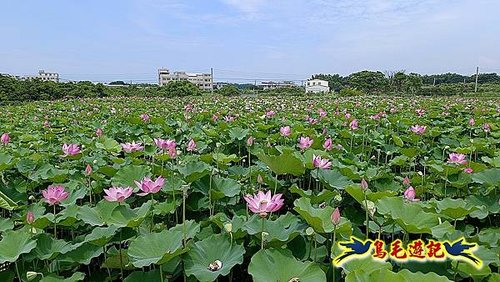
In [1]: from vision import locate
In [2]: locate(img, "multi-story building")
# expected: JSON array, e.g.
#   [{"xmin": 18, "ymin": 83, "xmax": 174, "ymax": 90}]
[
  {"xmin": 158, "ymin": 68, "xmax": 213, "ymax": 91},
  {"xmin": 30, "ymin": 70, "xmax": 60, "ymax": 82},
  {"xmin": 305, "ymin": 79, "xmax": 329, "ymax": 93},
  {"xmin": 259, "ymin": 81, "xmax": 296, "ymax": 90}
]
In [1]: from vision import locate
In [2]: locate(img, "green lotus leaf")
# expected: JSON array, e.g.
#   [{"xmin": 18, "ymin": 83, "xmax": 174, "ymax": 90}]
[
  {"xmin": 95, "ymin": 137, "xmax": 122, "ymax": 153},
  {"xmin": 0, "ymin": 153, "xmax": 13, "ymax": 171},
  {"xmin": 84, "ymin": 225, "xmax": 119, "ymax": 246},
  {"xmin": 0, "ymin": 230, "xmax": 37, "ymax": 263},
  {"xmin": 111, "ymin": 165, "xmax": 150, "ymax": 187},
  {"xmin": 248, "ymin": 248, "xmax": 326, "ymax": 282},
  {"xmin": 289, "ymin": 184, "xmax": 336, "ymax": 204},
  {"xmin": 256, "ymin": 150, "xmax": 305, "ymax": 176},
  {"xmin": 315, "ymin": 169, "xmax": 353, "ymax": 190},
  {"xmin": 294, "ymin": 197, "xmax": 351, "ymax": 237},
  {"xmin": 345, "ymin": 184, "xmax": 396, "ymax": 204},
  {"xmin": 193, "ymin": 176, "xmax": 241, "ymax": 200},
  {"xmin": 431, "ymin": 198, "xmax": 479, "ymax": 220},
  {"xmin": 0, "ymin": 218, "xmax": 14, "ymax": 232},
  {"xmin": 128, "ymin": 229, "xmax": 185, "ymax": 267},
  {"xmin": 77, "ymin": 205, "xmax": 106, "ymax": 226},
  {"xmin": 170, "ymin": 220, "xmax": 200, "ymax": 241},
  {"xmin": 340, "ymin": 255, "xmax": 392, "ymax": 275},
  {"xmin": 57, "ymin": 242, "xmax": 103, "ymax": 265},
  {"xmin": 0, "ymin": 190, "xmax": 17, "ymax": 211},
  {"xmin": 178, "ymin": 161, "xmax": 211, "ymax": 183},
  {"xmin": 228, "ymin": 127, "xmax": 249, "ymax": 141},
  {"xmin": 105, "ymin": 201, "xmax": 151, "ymax": 228},
  {"xmin": 40, "ymin": 272, "xmax": 85, "ymax": 282},
  {"xmin": 184, "ymin": 234, "xmax": 245, "ymax": 282},
  {"xmin": 376, "ymin": 197, "xmax": 439, "ymax": 234},
  {"xmin": 123, "ymin": 270, "xmax": 161, "ymax": 282},
  {"xmin": 242, "ymin": 213, "xmax": 303, "ymax": 244},
  {"xmin": 32, "ymin": 233, "xmax": 78, "ymax": 260},
  {"xmin": 472, "ymin": 168, "xmax": 500, "ymax": 187}
]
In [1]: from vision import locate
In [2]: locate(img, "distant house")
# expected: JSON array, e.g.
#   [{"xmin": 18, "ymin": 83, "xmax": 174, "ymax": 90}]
[
  {"xmin": 24, "ymin": 70, "xmax": 60, "ymax": 82},
  {"xmin": 305, "ymin": 79, "xmax": 329, "ymax": 93},
  {"xmin": 260, "ymin": 81, "xmax": 296, "ymax": 90},
  {"xmin": 158, "ymin": 68, "xmax": 213, "ymax": 91}
]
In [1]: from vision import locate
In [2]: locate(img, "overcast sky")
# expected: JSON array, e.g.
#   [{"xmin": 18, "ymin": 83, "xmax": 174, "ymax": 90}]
[{"xmin": 1, "ymin": 0, "xmax": 498, "ymax": 83}]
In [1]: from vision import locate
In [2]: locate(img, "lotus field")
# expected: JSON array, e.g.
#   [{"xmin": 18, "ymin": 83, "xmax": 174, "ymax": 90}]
[{"xmin": 0, "ymin": 95, "xmax": 499, "ymax": 282}]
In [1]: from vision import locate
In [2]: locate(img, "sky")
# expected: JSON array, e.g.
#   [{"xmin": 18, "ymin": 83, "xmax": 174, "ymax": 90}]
[{"xmin": 0, "ymin": 0, "xmax": 499, "ymax": 83}]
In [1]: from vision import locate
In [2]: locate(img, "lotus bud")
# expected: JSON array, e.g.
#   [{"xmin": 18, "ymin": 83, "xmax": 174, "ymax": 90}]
[
  {"xmin": 331, "ymin": 207, "xmax": 341, "ymax": 225},
  {"xmin": 26, "ymin": 211, "xmax": 35, "ymax": 224},
  {"xmin": 306, "ymin": 227, "xmax": 315, "ymax": 236},
  {"xmin": 360, "ymin": 178, "xmax": 368, "ymax": 191},
  {"xmin": 224, "ymin": 222, "xmax": 232, "ymax": 233},
  {"xmin": 85, "ymin": 164, "xmax": 92, "ymax": 176},
  {"xmin": 257, "ymin": 174, "xmax": 263, "ymax": 184}
]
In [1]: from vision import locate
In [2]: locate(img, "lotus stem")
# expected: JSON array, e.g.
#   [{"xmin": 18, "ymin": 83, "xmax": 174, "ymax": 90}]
[
  {"xmin": 159, "ymin": 264, "xmax": 164, "ymax": 282},
  {"xmin": 151, "ymin": 194, "xmax": 155, "ymax": 232},
  {"xmin": 15, "ymin": 260, "xmax": 21, "ymax": 282},
  {"xmin": 182, "ymin": 185, "xmax": 187, "ymax": 247},
  {"xmin": 332, "ymin": 227, "xmax": 336, "ymax": 282},
  {"xmin": 119, "ymin": 229, "xmax": 124, "ymax": 279},
  {"xmin": 53, "ymin": 205, "xmax": 57, "ymax": 239},
  {"xmin": 364, "ymin": 192, "xmax": 369, "ymax": 239},
  {"xmin": 260, "ymin": 217, "xmax": 265, "ymax": 250}
]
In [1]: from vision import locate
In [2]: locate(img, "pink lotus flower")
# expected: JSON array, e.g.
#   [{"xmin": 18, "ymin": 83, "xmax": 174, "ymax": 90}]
[
  {"xmin": 168, "ymin": 147, "xmax": 177, "ymax": 158},
  {"xmin": 447, "ymin": 153, "xmax": 467, "ymax": 165},
  {"xmin": 298, "ymin": 136, "xmax": 313, "ymax": 151},
  {"xmin": 26, "ymin": 211, "xmax": 35, "ymax": 224},
  {"xmin": 135, "ymin": 176, "xmax": 165, "ymax": 196},
  {"xmin": 403, "ymin": 176, "xmax": 411, "ymax": 186},
  {"xmin": 187, "ymin": 139, "xmax": 197, "ymax": 152},
  {"xmin": 1, "ymin": 133, "xmax": 9, "ymax": 145},
  {"xmin": 403, "ymin": 186, "xmax": 420, "ymax": 202},
  {"xmin": 42, "ymin": 185, "xmax": 69, "ymax": 205},
  {"xmin": 212, "ymin": 114, "xmax": 219, "ymax": 122},
  {"xmin": 483, "ymin": 123, "xmax": 491, "ymax": 133},
  {"xmin": 331, "ymin": 207, "xmax": 341, "ymax": 225},
  {"xmin": 43, "ymin": 121, "xmax": 50, "ymax": 128},
  {"xmin": 224, "ymin": 115, "xmax": 235, "ymax": 122},
  {"xmin": 140, "ymin": 113, "xmax": 150, "ymax": 121},
  {"xmin": 247, "ymin": 136, "xmax": 254, "ymax": 146},
  {"xmin": 154, "ymin": 138, "xmax": 176, "ymax": 151},
  {"xmin": 265, "ymin": 110, "xmax": 276, "ymax": 118},
  {"xmin": 244, "ymin": 191, "xmax": 284, "ymax": 217},
  {"xmin": 463, "ymin": 167, "xmax": 474, "ymax": 174},
  {"xmin": 318, "ymin": 108, "xmax": 327, "ymax": 118},
  {"xmin": 360, "ymin": 178, "xmax": 368, "ymax": 191},
  {"xmin": 410, "ymin": 125, "xmax": 426, "ymax": 135},
  {"xmin": 85, "ymin": 164, "xmax": 92, "ymax": 176},
  {"xmin": 121, "ymin": 141, "xmax": 144, "ymax": 153},
  {"xmin": 96, "ymin": 128, "xmax": 103, "ymax": 137},
  {"xmin": 345, "ymin": 113, "xmax": 351, "ymax": 119},
  {"xmin": 62, "ymin": 143, "xmax": 81, "ymax": 156},
  {"xmin": 415, "ymin": 109, "xmax": 425, "ymax": 117},
  {"xmin": 103, "ymin": 186, "xmax": 133, "ymax": 203},
  {"xmin": 184, "ymin": 103, "xmax": 193, "ymax": 112},
  {"xmin": 312, "ymin": 155, "xmax": 331, "ymax": 169},
  {"xmin": 323, "ymin": 138, "xmax": 333, "ymax": 151},
  {"xmin": 349, "ymin": 119, "xmax": 358, "ymax": 130},
  {"xmin": 280, "ymin": 126, "xmax": 291, "ymax": 137},
  {"xmin": 469, "ymin": 118, "xmax": 475, "ymax": 126},
  {"xmin": 308, "ymin": 117, "xmax": 318, "ymax": 124}
]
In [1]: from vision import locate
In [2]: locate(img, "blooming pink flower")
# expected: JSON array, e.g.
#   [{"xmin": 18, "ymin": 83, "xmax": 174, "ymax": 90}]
[
  {"xmin": 212, "ymin": 114, "xmax": 219, "ymax": 122},
  {"xmin": 62, "ymin": 143, "xmax": 81, "ymax": 156},
  {"xmin": 1, "ymin": 133, "xmax": 10, "ymax": 145},
  {"xmin": 85, "ymin": 164, "xmax": 92, "ymax": 176},
  {"xmin": 298, "ymin": 136, "xmax": 313, "ymax": 151},
  {"xmin": 187, "ymin": 139, "xmax": 197, "ymax": 152},
  {"xmin": 415, "ymin": 109, "xmax": 425, "ymax": 117},
  {"xmin": 469, "ymin": 118, "xmax": 475, "ymax": 126},
  {"xmin": 26, "ymin": 211, "xmax": 35, "ymax": 224},
  {"xmin": 463, "ymin": 167, "xmax": 474, "ymax": 174},
  {"xmin": 168, "ymin": 147, "xmax": 177, "ymax": 158},
  {"xmin": 318, "ymin": 108, "xmax": 327, "ymax": 118},
  {"xmin": 403, "ymin": 176, "xmax": 411, "ymax": 186},
  {"xmin": 184, "ymin": 103, "xmax": 193, "ymax": 112},
  {"xmin": 360, "ymin": 178, "xmax": 368, "ymax": 191},
  {"xmin": 349, "ymin": 119, "xmax": 358, "ymax": 130},
  {"xmin": 331, "ymin": 207, "xmax": 341, "ymax": 225},
  {"xmin": 42, "ymin": 185, "xmax": 69, "ymax": 205},
  {"xmin": 96, "ymin": 128, "xmax": 103, "ymax": 137},
  {"xmin": 154, "ymin": 138, "xmax": 176, "ymax": 151},
  {"xmin": 323, "ymin": 138, "xmax": 333, "ymax": 151},
  {"xmin": 43, "ymin": 121, "xmax": 50, "ymax": 128},
  {"xmin": 103, "ymin": 187, "xmax": 133, "ymax": 203},
  {"xmin": 121, "ymin": 141, "xmax": 144, "ymax": 153},
  {"xmin": 265, "ymin": 110, "xmax": 276, "ymax": 118},
  {"xmin": 244, "ymin": 191, "xmax": 284, "ymax": 217},
  {"xmin": 280, "ymin": 126, "xmax": 291, "ymax": 137},
  {"xmin": 140, "ymin": 113, "xmax": 150, "ymax": 122},
  {"xmin": 410, "ymin": 125, "xmax": 426, "ymax": 135},
  {"xmin": 447, "ymin": 153, "xmax": 467, "ymax": 165},
  {"xmin": 345, "ymin": 113, "xmax": 351, "ymax": 119},
  {"xmin": 308, "ymin": 117, "xmax": 318, "ymax": 124},
  {"xmin": 312, "ymin": 154, "xmax": 332, "ymax": 169},
  {"xmin": 483, "ymin": 123, "xmax": 491, "ymax": 133},
  {"xmin": 247, "ymin": 136, "xmax": 254, "ymax": 146},
  {"xmin": 224, "ymin": 115, "xmax": 235, "ymax": 122},
  {"xmin": 403, "ymin": 186, "xmax": 420, "ymax": 202},
  {"xmin": 135, "ymin": 176, "xmax": 165, "ymax": 196}
]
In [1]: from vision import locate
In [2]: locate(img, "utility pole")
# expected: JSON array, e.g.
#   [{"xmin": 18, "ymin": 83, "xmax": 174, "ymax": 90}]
[
  {"xmin": 210, "ymin": 68, "xmax": 214, "ymax": 95},
  {"xmin": 474, "ymin": 66, "xmax": 479, "ymax": 93}
]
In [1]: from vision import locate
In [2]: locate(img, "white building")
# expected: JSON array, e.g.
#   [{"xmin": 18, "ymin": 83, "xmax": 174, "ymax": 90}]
[
  {"xmin": 260, "ymin": 81, "xmax": 296, "ymax": 90},
  {"xmin": 305, "ymin": 79, "xmax": 329, "ymax": 93},
  {"xmin": 31, "ymin": 70, "xmax": 60, "ymax": 82},
  {"xmin": 158, "ymin": 68, "xmax": 213, "ymax": 91}
]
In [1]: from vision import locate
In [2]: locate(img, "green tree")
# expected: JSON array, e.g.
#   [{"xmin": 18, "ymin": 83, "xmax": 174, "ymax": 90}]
[
  {"xmin": 162, "ymin": 81, "xmax": 200, "ymax": 97},
  {"xmin": 217, "ymin": 85, "xmax": 240, "ymax": 96},
  {"xmin": 347, "ymin": 71, "xmax": 388, "ymax": 94}
]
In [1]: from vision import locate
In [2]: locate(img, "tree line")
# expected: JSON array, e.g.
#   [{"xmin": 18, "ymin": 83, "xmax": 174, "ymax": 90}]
[{"xmin": 1, "ymin": 70, "xmax": 499, "ymax": 104}]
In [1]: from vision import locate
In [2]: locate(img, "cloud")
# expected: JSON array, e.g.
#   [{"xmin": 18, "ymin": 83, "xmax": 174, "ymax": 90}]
[{"xmin": 219, "ymin": 0, "xmax": 267, "ymax": 18}]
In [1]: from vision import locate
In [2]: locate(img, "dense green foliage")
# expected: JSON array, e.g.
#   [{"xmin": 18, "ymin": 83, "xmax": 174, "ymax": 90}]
[{"xmin": 0, "ymin": 95, "xmax": 499, "ymax": 281}]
